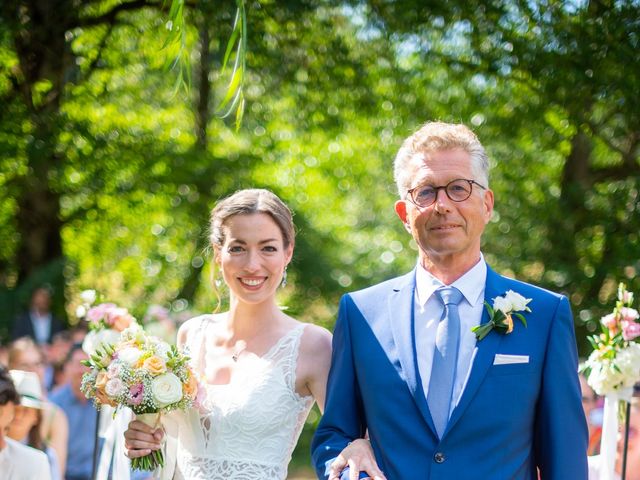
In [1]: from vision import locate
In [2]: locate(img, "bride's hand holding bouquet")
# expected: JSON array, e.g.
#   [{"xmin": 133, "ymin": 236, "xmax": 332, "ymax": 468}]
[{"xmin": 81, "ymin": 323, "xmax": 201, "ymax": 471}]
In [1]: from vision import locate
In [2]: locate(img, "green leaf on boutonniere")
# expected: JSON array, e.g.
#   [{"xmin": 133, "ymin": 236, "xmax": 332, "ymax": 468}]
[{"xmin": 472, "ymin": 292, "xmax": 532, "ymax": 340}]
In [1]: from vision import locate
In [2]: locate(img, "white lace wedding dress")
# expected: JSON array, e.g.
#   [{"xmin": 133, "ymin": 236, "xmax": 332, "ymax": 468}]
[{"xmin": 167, "ymin": 315, "xmax": 314, "ymax": 480}]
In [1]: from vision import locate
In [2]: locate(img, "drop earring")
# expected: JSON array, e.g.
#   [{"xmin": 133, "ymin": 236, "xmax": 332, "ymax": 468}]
[{"xmin": 281, "ymin": 268, "xmax": 288, "ymax": 288}]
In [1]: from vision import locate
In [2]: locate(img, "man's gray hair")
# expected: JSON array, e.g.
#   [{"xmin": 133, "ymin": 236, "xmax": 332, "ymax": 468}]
[{"xmin": 393, "ymin": 121, "xmax": 490, "ymax": 197}]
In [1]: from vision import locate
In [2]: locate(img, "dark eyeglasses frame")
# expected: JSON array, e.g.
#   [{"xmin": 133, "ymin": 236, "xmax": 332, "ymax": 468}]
[{"xmin": 406, "ymin": 178, "xmax": 487, "ymax": 208}]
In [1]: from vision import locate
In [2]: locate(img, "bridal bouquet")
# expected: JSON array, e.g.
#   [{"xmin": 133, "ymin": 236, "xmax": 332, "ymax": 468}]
[
  {"xmin": 81, "ymin": 323, "xmax": 200, "ymax": 471},
  {"xmin": 581, "ymin": 283, "xmax": 640, "ymax": 396}
]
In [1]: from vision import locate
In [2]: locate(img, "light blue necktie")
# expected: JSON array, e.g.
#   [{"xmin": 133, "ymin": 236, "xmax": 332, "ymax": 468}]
[{"xmin": 427, "ymin": 286, "xmax": 463, "ymax": 439}]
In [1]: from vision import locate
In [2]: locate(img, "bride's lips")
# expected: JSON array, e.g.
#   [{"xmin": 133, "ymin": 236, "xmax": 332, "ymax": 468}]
[{"xmin": 238, "ymin": 277, "xmax": 268, "ymax": 290}]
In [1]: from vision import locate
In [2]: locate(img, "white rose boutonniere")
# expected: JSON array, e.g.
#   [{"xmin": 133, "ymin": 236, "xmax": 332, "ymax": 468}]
[{"xmin": 472, "ymin": 290, "xmax": 532, "ymax": 341}]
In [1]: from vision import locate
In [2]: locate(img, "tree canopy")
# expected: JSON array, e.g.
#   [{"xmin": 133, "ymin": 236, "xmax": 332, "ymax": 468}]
[{"xmin": 0, "ymin": 6, "xmax": 639, "ymax": 469}]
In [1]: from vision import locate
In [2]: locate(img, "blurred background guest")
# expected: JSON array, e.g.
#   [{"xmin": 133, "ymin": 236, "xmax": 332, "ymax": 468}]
[
  {"xmin": 8, "ymin": 369, "xmax": 61, "ymax": 480},
  {"xmin": 0, "ymin": 365, "xmax": 51, "ymax": 479},
  {"xmin": 11, "ymin": 286, "xmax": 65, "ymax": 346},
  {"xmin": 581, "ymin": 372, "xmax": 603, "ymax": 455},
  {"xmin": 8, "ymin": 337, "xmax": 68, "ymax": 478},
  {"xmin": 0, "ymin": 342, "xmax": 8, "ymax": 366},
  {"xmin": 50, "ymin": 343, "xmax": 100, "ymax": 480},
  {"xmin": 48, "ymin": 331, "xmax": 74, "ymax": 392}
]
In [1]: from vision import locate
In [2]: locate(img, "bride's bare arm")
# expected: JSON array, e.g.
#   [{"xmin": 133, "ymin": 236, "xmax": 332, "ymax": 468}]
[
  {"xmin": 328, "ymin": 438, "xmax": 386, "ymax": 480},
  {"xmin": 296, "ymin": 324, "xmax": 332, "ymax": 412}
]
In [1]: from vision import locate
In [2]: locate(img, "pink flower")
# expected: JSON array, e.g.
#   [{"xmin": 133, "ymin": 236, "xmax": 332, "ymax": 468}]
[
  {"xmin": 622, "ymin": 321, "xmax": 640, "ymax": 341},
  {"xmin": 86, "ymin": 303, "xmax": 117, "ymax": 323},
  {"xmin": 620, "ymin": 307, "xmax": 640, "ymax": 323},
  {"xmin": 105, "ymin": 307, "xmax": 134, "ymax": 332},
  {"xmin": 621, "ymin": 290, "xmax": 634, "ymax": 304},
  {"xmin": 107, "ymin": 362, "xmax": 121, "ymax": 377},
  {"xmin": 194, "ymin": 382, "xmax": 208, "ymax": 413},
  {"xmin": 601, "ymin": 313, "xmax": 618, "ymax": 333},
  {"xmin": 129, "ymin": 383, "xmax": 144, "ymax": 406}
]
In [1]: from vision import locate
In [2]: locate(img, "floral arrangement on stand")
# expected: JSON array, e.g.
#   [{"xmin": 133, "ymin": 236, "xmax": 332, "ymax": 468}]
[
  {"xmin": 76, "ymin": 290, "xmax": 137, "ymax": 356},
  {"xmin": 581, "ymin": 283, "xmax": 640, "ymax": 397},
  {"xmin": 81, "ymin": 323, "xmax": 201, "ymax": 471},
  {"xmin": 581, "ymin": 283, "xmax": 640, "ymax": 480}
]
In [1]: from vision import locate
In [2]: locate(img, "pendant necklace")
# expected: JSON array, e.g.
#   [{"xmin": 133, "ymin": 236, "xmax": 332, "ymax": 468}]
[{"xmin": 231, "ymin": 341, "xmax": 247, "ymax": 362}]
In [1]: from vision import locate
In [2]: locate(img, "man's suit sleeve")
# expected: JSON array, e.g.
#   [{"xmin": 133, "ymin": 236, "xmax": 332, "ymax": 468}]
[
  {"xmin": 11, "ymin": 313, "xmax": 32, "ymax": 341},
  {"xmin": 311, "ymin": 294, "xmax": 367, "ymax": 480},
  {"xmin": 534, "ymin": 295, "xmax": 588, "ymax": 479}
]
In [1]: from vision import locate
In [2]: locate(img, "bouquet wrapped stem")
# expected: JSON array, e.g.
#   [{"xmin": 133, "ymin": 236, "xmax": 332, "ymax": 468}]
[{"xmin": 131, "ymin": 413, "xmax": 165, "ymax": 471}]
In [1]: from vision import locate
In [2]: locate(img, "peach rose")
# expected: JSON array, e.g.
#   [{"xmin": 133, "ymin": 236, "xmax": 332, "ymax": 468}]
[
  {"xmin": 107, "ymin": 308, "xmax": 134, "ymax": 332},
  {"xmin": 95, "ymin": 371, "xmax": 109, "ymax": 390},
  {"xmin": 143, "ymin": 356, "xmax": 166, "ymax": 375},
  {"xmin": 183, "ymin": 370, "xmax": 198, "ymax": 398},
  {"xmin": 94, "ymin": 371, "xmax": 117, "ymax": 406}
]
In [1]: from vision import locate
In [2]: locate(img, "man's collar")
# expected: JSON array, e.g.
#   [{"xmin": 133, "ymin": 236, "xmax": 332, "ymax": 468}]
[{"xmin": 415, "ymin": 254, "xmax": 487, "ymax": 307}]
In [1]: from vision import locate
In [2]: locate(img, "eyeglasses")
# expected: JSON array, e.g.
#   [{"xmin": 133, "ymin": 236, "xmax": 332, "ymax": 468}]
[{"xmin": 406, "ymin": 178, "xmax": 487, "ymax": 208}]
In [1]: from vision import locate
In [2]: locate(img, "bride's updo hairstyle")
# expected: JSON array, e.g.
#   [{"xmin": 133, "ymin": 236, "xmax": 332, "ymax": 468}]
[{"xmin": 209, "ymin": 188, "xmax": 295, "ymax": 250}]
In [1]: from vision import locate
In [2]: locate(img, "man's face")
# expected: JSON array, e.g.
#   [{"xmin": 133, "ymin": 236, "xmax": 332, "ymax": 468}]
[
  {"xmin": 0, "ymin": 402, "xmax": 16, "ymax": 450},
  {"xmin": 66, "ymin": 349, "xmax": 90, "ymax": 396},
  {"xmin": 31, "ymin": 288, "xmax": 51, "ymax": 312},
  {"xmin": 395, "ymin": 149, "xmax": 494, "ymax": 268}
]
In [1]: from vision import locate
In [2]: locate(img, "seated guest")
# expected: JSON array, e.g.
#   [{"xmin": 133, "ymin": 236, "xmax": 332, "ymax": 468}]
[
  {"xmin": 8, "ymin": 337, "xmax": 68, "ymax": 478},
  {"xmin": 50, "ymin": 343, "xmax": 99, "ymax": 480},
  {"xmin": 11, "ymin": 286, "xmax": 65, "ymax": 346},
  {"xmin": 0, "ymin": 365, "xmax": 51, "ymax": 480},
  {"xmin": 7, "ymin": 369, "xmax": 61, "ymax": 480}
]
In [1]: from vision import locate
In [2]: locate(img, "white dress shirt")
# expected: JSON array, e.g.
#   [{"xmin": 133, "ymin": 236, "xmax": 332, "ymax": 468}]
[
  {"xmin": 414, "ymin": 255, "xmax": 487, "ymax": 416},
  {"xmin": 30, "ymin": 311, "xmax": 52, "ymax": 345},
  {"xmin": 0, "ymin": 438, "xmax": 51, "ymax": 480}
]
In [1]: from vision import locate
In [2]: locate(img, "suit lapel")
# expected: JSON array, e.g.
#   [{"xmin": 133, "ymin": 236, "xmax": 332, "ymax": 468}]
[
  {"xmin": 388, "ymin": 269, "xmax": 438, "ymax": 435},
  {"xmin": 445, "ymin": 265, "xmax": 505, "ymax": 435}
]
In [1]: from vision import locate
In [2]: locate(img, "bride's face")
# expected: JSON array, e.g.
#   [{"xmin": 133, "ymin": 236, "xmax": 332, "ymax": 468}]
[{"xmin": 216, "ymin": 213, "xmax": 292, "ymax": 305}]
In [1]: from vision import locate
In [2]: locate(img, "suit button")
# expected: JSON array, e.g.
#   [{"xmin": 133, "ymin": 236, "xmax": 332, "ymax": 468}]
[{"xmin": 434, "ymin": 452, "xmax": 445, "ymax": 463}]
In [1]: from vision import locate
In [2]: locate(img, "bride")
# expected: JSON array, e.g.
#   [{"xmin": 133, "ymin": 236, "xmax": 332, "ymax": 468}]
[{"xmin": 123, "ymin": 189, "xmax": 381, "ymax": 480}]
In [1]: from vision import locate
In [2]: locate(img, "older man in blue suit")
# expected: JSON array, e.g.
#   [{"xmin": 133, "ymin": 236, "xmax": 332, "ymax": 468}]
[{"xmin": 312, "ymin": 121, "xmax": 588, "ymax": 480}]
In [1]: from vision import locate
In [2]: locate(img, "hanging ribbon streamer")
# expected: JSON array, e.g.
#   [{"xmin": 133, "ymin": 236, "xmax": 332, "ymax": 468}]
[
  {"xmin": 96, "ymin": 407, "xmax": 132, "ymax": 480},
  {"xmin": 600, "ymin": 387, "xmax": 633, "ymax": 480}
]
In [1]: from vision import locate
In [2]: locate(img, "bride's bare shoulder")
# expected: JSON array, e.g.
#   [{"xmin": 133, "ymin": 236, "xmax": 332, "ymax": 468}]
[
  {"xmin": 298, "ymin": 322, "xmax": 332, "ymax": 358},
  {"xmin": 177, "ymin": 312, "xmax": 225, "ymax": 348}
]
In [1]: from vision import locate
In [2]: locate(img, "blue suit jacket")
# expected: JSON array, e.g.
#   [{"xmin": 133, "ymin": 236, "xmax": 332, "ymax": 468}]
[{"xmin": 312, "ymin": 265, "xmax": 588, "ymax": 480}]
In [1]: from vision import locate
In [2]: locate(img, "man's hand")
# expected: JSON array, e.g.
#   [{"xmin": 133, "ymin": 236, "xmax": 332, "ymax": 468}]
[{"xmin": 328, "ymin": 439, "xmax": 387, "ymax": 480}]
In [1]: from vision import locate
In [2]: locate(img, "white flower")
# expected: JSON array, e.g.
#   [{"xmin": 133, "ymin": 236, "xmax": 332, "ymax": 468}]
[
  {"xmin": 76, "ymin": 305, "xmax": 87, "ymax": 319},
  {"xmin": 585, "ymin": 343, "xmax": 640, "ymax": 396},
  {"xmin": 82, "ymin": 329, "xmax": 121, "ymax": 356},
  {"xmin": 118, "ymin": 347, "xmax": 143, "ymax": 366},
  {"xmin": 105, "ymin": 377, "xmax": 125, "ymax": 397},
  {"xmin": 492, "ymin": 295, "xmax": 512, "ymax": 313},
  {"xmin": 154, "ymin": 341, "xmax": 172, "ymax": 361},
  {"xmin": 151, "ymin": 372, "xmax": 183, "ymax": 407},
  {"xmin": 492, "ymin": 290, "xmax": 531, "ymax": 314},
  {"xmin": 80, "ymin": 289, "xmax": 97, "ymax": 305},
  {"xmin": 504, "ymin": 290, "xmax": 531, "ymax": 312},
  {"xmin": 120, "ymin": 323, "xmax": 145, "ymax": 343}
]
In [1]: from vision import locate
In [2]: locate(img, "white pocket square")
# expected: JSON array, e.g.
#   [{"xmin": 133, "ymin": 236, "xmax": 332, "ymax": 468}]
[{"xmin": 493, "ymin": 354, "xmax": 529, "ymax": 365}]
